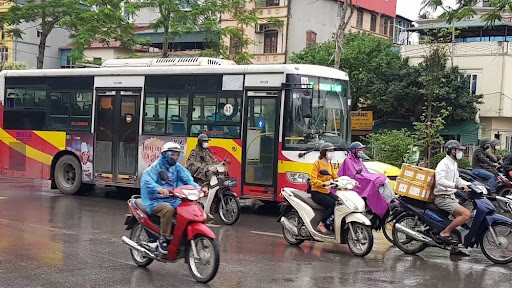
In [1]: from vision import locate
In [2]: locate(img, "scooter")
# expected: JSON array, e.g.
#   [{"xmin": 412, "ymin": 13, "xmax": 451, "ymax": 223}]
[
  {"xmin": 459, "ymin": 168, "xmax": 512, "ymax": 211},
  {"xmin": 122, "ymin": 185, "xmax": 220, "ymax": 283},
  {"xmin": 278, "ymin": 169, "xmax": 374, "ymax": 257},
  {"xmin": 200, "ymin": 162, "xmax": 241, "ymax": 225},
  {"xmin": 392, "ymin": 182, "xmax": 512, "ymax": 264}
]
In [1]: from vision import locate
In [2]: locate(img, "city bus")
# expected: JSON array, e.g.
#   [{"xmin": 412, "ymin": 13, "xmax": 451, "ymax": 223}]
[{"xmin": 0, "ymin": 57, "xmax": 393, "ymax": 202}]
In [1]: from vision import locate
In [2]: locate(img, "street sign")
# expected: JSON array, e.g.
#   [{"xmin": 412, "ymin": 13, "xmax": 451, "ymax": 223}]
[{"xmin": 351, "ymin": 111, "xmax": 373, "ymax": 131}]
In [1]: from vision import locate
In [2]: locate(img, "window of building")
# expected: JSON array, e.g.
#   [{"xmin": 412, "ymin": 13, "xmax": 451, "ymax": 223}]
[
  {"xmin": 93, "ymin": 57, "xmax": 102, "ymax": 64},
  {"xmin": 229, "ymin": 34, "xmax": 243, "ymax": 55},
  {"xmin": 263, "ymin": 30, "xmax": 278, "ymax": 53},
  {"xmin": 37, "ymin": 29, "xmax": 42, "ymax": 38},
  {"xmin": 306, "ymin": 30, "xmax": 317, "ymax": 46},
  {"xmin": 470, "ymin": 74, "xmax": 478, "ymax": 95},
  {"xmin": 370, "ymin": 14, "xmax": 377, "ymax": 32},
  {"xmin": 356, "ymin": 9, "xmax": 364, "ymax": 28},
  {"xmin": 0, "ymin": 47, "xmax": 8, "ymax": 62},
  {"xmin": 381, "ymin": 17, "xmax": 389, "ymax": 35},
  {"xmin": 265, "ymin": 0, "xmax": 280, "ymax": 6}
]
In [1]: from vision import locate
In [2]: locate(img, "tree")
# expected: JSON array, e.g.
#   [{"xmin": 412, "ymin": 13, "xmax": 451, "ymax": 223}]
[
  {"xmin": 0, "ymin": 0, "xmax": 136, "ymax": 68},
  {"xmin": 289, "ymin": 40, "xmax": 335, "ymax": 67},
  {"xmin": 0, "ymin": 61, "xmax": 27, "ymax": 71},
  {"xmin": 422, "ymin": 0, "xmax": 510, "ymax": 24},
  {"xmin": 365, "ymin": 129, "xmax": 416, "ymax": 168},
  {"xmin": 334, "ymin": 0, "xmax": 355, "ymax": 70}
]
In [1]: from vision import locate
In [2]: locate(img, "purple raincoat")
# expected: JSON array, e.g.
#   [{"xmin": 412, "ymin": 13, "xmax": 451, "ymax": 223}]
[{"xmin": 338, "ymin": 152, "xmax": 389, "ymax": 218}]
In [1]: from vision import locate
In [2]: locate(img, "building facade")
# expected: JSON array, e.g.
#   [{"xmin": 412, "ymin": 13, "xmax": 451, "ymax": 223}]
[{"xmin": 221, "ymin": 0, "xmax": 398, "ymax": 64}]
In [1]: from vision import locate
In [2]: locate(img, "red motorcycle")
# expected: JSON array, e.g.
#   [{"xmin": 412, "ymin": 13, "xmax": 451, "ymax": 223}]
[{"xmin": 122, "ymin": 185, "xmax": 220, "ymax": 283}]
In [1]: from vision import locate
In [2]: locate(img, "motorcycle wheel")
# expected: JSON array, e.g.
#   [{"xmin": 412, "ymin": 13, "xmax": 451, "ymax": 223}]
[
  {"xmin": 392, "ymin": 214, "xmax": 428, "ymax": 255},
  {"xmin": 497, "ymin": 187, "xmax": 512, "ymax": 211},
  {"xmin": 382, "ymin": 217, "xmax": 395, "ymax": 244},
  {"xmin": 218, "ymin": 195, "xmax": 241, "ymax": 225},
  {"xmin": 129, "ymin": 223, "xmax": 154, "ymax": 267},
  {"xmin": 480, "ymin": 222, "xmax": 512, "ymax": 264},
  {"xmin": 282, "ymin": 211, "xmax": 305, "ymax": 246},
  {"xmin": 187, "ymin": 235, "xmax": 220, "ymax": 283},
  {"xmin": 346, "ymin": 223, "xmax": 374, "ymax": 257}
]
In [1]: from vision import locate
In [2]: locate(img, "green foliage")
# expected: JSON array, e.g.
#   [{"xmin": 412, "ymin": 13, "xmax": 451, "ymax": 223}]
[
  {"xmin": 289, "ymin": 40, "xmax": 335, "ymax": 67},
  {"xmin": 0, "ymin": 0, "xmax": 136, "ymax": 68},
  {"xmin": 430, "ymin": 152, "xmax": 471, "ymax": 169},
  {"xmin": 421, "ymin": 0, "xmax": 505, "ymax": 24},
  {"xmin": 364, "ymin": 129, "xmax": 416, "ymax": 168},
  {"xmin": 0, "ymin": 62, "xmax": 27, "ymax": 70}
]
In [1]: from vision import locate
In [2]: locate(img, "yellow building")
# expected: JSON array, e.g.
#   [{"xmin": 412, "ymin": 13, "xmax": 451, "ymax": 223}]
[{"xmin": 0, "ymin": 2, "xmax": 14, "ymax": 64}]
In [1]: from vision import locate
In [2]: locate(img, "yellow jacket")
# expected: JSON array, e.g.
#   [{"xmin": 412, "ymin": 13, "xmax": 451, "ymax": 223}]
[{"xmin": 310, "ymin": 159, "xmax": 339, "ymax": 194}]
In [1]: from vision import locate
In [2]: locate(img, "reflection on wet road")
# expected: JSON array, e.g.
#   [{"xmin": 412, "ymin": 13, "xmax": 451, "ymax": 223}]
[{"xmin": 0, "ymin": 177, "xmax": 511, "ymax": 288}]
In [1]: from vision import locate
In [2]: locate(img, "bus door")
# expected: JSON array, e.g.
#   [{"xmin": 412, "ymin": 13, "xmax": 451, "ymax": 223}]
[
  {"xmin": 94, "ymin": 89, "xmax": 140, "ymax": 185},
  {"xmin": 242, "ymin": 91, "xmax": 280, "ymax": 200}
]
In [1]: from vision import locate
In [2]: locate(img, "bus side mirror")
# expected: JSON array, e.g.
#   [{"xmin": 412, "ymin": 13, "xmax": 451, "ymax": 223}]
[{"xmin": 301, "ymin": 95, "xmax": 312, "ymax": 118}]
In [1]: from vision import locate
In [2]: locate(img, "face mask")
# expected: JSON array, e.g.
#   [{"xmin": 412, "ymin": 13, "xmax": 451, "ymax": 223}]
[
  {"xmin": 495, "ymin": 146, "xmax": 501, "ymax": 150},
  {"xmin": 202, "ymin": 142, "xmax": 209, "ymax": 149},
  {"xmin": 326, "ymin": 151, "xmax": 334, "ymax": 160},
  {"xmin": 163, "ymin": 152, "xmax": 177, "ymax": 166},
  {"xmin": 456, "ymin": 151, "xmax": 463, "ymax": 160}
]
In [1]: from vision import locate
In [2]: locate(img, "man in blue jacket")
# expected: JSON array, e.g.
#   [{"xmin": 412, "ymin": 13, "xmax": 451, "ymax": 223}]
[{"xmin": 141, "ymin": 142, "xmax": 201, "ymax": 254}]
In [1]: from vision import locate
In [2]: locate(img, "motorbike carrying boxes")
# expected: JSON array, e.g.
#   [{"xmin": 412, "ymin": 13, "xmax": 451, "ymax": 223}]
[
  {"xmin": 398, "ymin": 163, "xmax": 435, "ymax": 187},
  {"xmin": 394, "ymin": 177, "xmax": 435, "ymax": 202}
]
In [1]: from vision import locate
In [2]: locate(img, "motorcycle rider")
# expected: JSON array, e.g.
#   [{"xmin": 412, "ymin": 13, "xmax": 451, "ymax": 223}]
[
  {"xmin": 141, "ymin": 142, "xmax": 202, "ymax": 254},
  {"xmin": 310, "ymin": 142, "xmax": 339, "ymax": 234},
  {"xmin": 338, "ymin": 141, "xmax": 392, "ymax": 228},
  {"xmin": 472, "ymin": 138, "xmax": 500, "ymax": 193},
  {"xmin": 487, "ymin": 138, "xmax": 503, "ymax": 164},
  {"xmin": 186, "ymin": 134, "xmax": 220, "ymax": 185},
  {"xmin": 434, "ymin": 140, "xmax": 472, "ymax": 255}
]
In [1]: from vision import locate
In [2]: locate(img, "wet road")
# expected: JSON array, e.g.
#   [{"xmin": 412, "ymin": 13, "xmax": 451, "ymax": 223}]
[{"xmin": 0, "ymin": 177, "xmax": 512, "ymax": 288}]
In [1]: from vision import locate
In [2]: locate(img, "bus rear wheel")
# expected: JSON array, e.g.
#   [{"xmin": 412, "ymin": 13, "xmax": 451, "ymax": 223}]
[{"xmin": 54, "ymin": 155, "xmax": 82, "ymax": 195}]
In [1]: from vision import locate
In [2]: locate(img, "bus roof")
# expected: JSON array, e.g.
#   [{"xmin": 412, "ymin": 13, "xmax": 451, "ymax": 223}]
[{"xmin": 0, "ymin": 64, "xmax": 349, "ymax": 81}]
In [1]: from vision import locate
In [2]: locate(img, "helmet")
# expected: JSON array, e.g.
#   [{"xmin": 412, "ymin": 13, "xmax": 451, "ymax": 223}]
[
  {"xmin": 161, "ymin": 142, "xmax": 182, "ymax": 154},
  {"xmin": 319, "ymin": 142, "xmax": 335, "ymax": 152},
  {"xmin": 491, "ymin": 138, "xmax": 500, "ymax": 145},
  {"xmin": 479, "ymin": 138, "xmax": 491, "ymax": 146},
  {"xmin": 198, "ymin": 134, "xmax": 209, "ymax": 142},
  {"xmin": 348, "ymin": 141, "xmax": 366, "ymax": 151},
  {"xmin": 445, "ymin": 140, "xmax": 465, "ymax": 154}
]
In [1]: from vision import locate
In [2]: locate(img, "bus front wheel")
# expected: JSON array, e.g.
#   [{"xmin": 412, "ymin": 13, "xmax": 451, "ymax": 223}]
[{"xmin": 54, "ymin": 155, "xmax": 82, "ymax": 195}]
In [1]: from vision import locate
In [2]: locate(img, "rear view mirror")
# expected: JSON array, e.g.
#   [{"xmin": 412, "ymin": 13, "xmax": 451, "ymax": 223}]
[
  {"xmin": 319, "ymin": 169, "xmax": 331, "ymax": 176},
  {"xmin": 301, "ymin": 94, "xmax": 312, "ymax": 118},
  {"xmin": 159, "ymin": 171, "xmax": 169, "ymax": 182}
]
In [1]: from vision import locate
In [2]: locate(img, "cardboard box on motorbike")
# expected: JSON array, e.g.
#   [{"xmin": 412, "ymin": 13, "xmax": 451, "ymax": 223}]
[{"xmin": 394, "ymin": 164, "xmax": 435, "ymax": 202}]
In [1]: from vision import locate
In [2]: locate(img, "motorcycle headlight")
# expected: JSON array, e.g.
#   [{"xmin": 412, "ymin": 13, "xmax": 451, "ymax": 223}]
[
  {"xmin": 339, "ymin": 195, "xmax": 358, "ymax": 211},
  {"xmin": 286, "ymin": 172, "xmax": 309, "ymax": 183}
]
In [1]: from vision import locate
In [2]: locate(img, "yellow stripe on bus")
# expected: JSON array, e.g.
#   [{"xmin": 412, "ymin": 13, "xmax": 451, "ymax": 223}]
[
  {"xmin": 33, "ymin": 131, "xmax": 66, "ymax": 150},
  {"xmin": 0, "ymin": 129, "xmax": 53, "ymax": 165}
]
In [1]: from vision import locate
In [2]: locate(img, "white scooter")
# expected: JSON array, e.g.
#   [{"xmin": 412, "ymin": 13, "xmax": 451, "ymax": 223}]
[
  {"xmin": 199, "ymin": 162, "xmax": 241, "ymax": 225},
  {"xmin": 278, "ymin": 169, "xmax": 374, "ymax": 257}
]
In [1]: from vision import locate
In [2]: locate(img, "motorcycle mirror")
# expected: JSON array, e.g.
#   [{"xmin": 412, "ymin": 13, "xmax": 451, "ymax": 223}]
[
  {"xmin": 159, "ymin": 170, "xmax": 169, "ymax": 182},
  {"xmin": 319, "ymin": 169, "xmax": 331, "ymax": 176}
]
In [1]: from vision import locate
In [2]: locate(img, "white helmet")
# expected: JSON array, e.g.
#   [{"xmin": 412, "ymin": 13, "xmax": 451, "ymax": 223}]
[{"xmin": 161, "ymin": 142, "xmax": 183, "ymax": 154}]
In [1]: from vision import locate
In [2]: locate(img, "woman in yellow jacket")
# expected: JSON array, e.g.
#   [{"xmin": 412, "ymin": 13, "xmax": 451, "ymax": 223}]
[{"xmin": 310, "ymin": 142, "xmax": 339, "ymax": 234}]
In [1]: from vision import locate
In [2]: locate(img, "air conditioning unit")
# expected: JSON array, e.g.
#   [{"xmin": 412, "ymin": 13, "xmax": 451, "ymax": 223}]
[{"xmin": 256, "ymin": 24, "xmax": 271, "ymax": 33}]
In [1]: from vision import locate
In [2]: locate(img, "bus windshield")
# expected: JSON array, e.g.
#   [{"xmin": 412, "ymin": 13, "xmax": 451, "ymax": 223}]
[{"xmin": 283, "ymin": 75, "xmax": 349, "ymax": 150}]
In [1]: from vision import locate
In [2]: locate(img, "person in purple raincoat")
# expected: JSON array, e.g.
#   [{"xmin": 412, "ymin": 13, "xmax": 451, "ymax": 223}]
[{"xmin": 338, "ymin": 142, "xmax": 391, "ymax": 227}]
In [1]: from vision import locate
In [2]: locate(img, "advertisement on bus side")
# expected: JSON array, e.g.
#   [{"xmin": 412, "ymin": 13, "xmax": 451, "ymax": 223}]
[
  {"xmin": 66, "ymin": 133, "xmax": 94, "ymax": 184},
  {"xmin": 138, "ymin": 135, "xmax": 188, "ymax": 175}
]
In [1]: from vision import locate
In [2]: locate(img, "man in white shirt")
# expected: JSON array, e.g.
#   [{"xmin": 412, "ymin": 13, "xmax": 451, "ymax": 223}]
[
  {"xmin": 80, "ymin": 142, "xmax": 93, "ymax": 182},
  {"xmin": 434, "ymin": 140, "xmax": 472, "ymax": 254}
]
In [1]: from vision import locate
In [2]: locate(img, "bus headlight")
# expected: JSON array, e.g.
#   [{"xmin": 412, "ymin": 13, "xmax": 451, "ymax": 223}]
[{"xmin": 286, "ymin": 172, "xmax": 309, "ymax": 183}]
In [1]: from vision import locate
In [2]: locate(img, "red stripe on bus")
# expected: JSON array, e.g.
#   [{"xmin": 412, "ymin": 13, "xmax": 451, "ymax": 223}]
[
  {"xmin": 0, "ymin": 142, "xmax": 51, "ymax": 179},
  {"xmin": 5, "ymin": 129, "xmax": 61, "ymax": 156}
]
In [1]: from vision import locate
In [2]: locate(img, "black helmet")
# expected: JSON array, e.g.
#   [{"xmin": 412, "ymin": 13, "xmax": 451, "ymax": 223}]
[
  {"xmin": 479, "ymin": 138, "xmax": 491, "ymax": 146},
  {"xmin": 319, "ymin": 142, "xmax": 335, "ymax": 152},
  {"xmin": 491, "ymin": 138, "xmax": 500, "ymax": 146},
  {"xmin": 445, "ymin": 140, "xmax": 465, "ymax": 154},
  {"xmin": 198, "ymin": 134, "xmax": 209, "ymax": 142},
  {"xmin": 348, "ymin": 141, "xmax": 366, "ymax": 151}
]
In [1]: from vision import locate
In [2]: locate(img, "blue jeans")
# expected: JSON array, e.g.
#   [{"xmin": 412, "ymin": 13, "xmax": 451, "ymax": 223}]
[{"xmin": 473, "ymin": 168, "xmax": 497, "ymax": 192}]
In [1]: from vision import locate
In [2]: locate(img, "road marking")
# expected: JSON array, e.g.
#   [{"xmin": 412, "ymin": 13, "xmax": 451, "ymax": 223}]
[
  {"xmin": 250, "ymin": 231, "xmax": 282, "ymax": 237},
  {"xmin": 0, "ymin": 197, "xmax": 7, "ymax": 200},
  {"xmin": 206, "ymin": 224, "xmax": 221, "ymax": 228},
  {"xmin": 37, "ymin": 192, "xmax": 61, "ymax": 197}
]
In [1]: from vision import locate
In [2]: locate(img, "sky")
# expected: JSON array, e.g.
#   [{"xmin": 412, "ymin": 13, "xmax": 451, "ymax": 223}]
[{"xmin": 396, "ymin": 0, "xmax": 458, "ymax": 21}]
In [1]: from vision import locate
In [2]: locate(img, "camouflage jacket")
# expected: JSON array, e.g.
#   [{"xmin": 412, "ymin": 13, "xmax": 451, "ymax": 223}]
[{"xmin": 186, "ymin": 147, "xmax": 219, "ymax": 182}]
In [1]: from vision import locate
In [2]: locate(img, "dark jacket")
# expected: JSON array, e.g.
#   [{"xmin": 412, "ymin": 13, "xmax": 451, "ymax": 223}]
[
  {"xmin": 502, "ymin": 154, "xmax": 512, "ymax": 176},
  {"xmin": 472, "ymin": 147, "xmax": 496, "ymax": 171}
]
